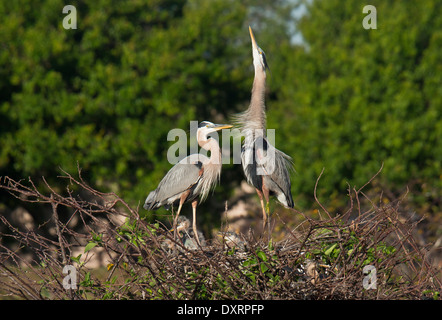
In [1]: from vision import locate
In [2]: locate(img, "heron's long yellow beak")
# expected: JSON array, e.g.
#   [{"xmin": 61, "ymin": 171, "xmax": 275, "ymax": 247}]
[
  {"xmin": 249, "ymin": 26, "xmax": 258, "ymax": 50},
  {"xmin": 213, "ymin": 124, "xmax": 233, "ymax": 131}
]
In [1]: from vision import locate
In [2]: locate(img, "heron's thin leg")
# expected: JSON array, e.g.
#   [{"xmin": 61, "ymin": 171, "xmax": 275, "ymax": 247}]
[
  {"xmin": 173, "ymin": 190, "xmax": 191, "ymax": 246},
  {"xmin": 262, "ymin": 184, "xmax": 271, "ymax": 237},
  {"xmin": 173, "ymin": 200, "xmax": 184, "ymax": 245},
  {"xmin": 191, "ymin": 200, "xmax": 201, "ymax": 246},
  {"xmin": 256, "ymin": 189, "xmax": 267, "ymax": 229}
]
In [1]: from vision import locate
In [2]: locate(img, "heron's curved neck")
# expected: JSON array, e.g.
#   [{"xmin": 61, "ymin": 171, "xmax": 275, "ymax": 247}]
[
  {"xmin": 198, "ymin": 134, "xmax": 221, "ymax": 165},
  {"xmin": 252, "ymin": 65, "xmax": 266, "ymax": 103},
  {"xmin": 248, "ymin": 66, "xmax": 266, "ymax": 130}
]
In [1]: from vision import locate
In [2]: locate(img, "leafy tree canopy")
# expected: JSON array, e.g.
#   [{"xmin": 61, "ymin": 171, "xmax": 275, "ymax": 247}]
[{"xmin": 1, "ymin": 0, "xmax": 440, "ymax": 218}]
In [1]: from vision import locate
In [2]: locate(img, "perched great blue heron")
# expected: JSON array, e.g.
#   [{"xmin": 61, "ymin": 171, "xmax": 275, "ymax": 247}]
[
  {"xmin": 236, "ymin": 27, "xmax": 294, "ymax": 227},
  {"xmin": 144, "ymin": 121, "xmax": 233, "ymax": 245}
]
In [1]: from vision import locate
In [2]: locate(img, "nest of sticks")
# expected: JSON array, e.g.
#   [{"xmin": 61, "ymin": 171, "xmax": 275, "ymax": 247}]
[{"xmin": 0, "ymin": 168, "xmax": 440, "ymax": 300}]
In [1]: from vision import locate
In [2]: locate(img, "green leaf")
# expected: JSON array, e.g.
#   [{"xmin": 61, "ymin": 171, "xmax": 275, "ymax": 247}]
[
  {"xmin": 84, "ymin": 242, "xmax": 98, "ymax": 253},
  {"xmin": 260, "ymin": 263, "xmax": 269, "ymax": 273},
  {"xmin": 324, "ymin": 243, "xmax": 338, "ymax": 256},
  {"xmin": 80, "ymin": 272, "xmax": 93, "ymax": 287},
  {"xmin": 268, "ymin": 239, "xmax": 274, "ymax": 251},
  {"xmin": 245, "ymin": 272, "xmax": 256, "ymax": 284},
  {"xmin": 257, "ymin": 250, "xmax": 268, "ymax": 262},
  {"xmin": 40, "ymin": 287, "xmax": 51, "ymax": 299},
  {"xmin": 70, "ymin": 254, "xmax": 82, "ymax": 263},
  {"xmin": 91, "ymin": 232, "xmax": 102, "ymax": 242},
  {"xmin": 243, "ymin": 257, "xmax": 257, "ymax": 267}
]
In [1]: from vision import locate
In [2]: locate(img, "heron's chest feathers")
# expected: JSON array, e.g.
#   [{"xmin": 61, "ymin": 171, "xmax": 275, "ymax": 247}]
[{"xmin": 195, "ymin": 161, "xmax": 221, "ymax": 201}]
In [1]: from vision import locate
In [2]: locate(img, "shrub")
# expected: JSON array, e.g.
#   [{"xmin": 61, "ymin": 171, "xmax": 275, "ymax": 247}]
[{"xmin": 0, "ymin": 169, "xmax": 439, "ymax": 300}]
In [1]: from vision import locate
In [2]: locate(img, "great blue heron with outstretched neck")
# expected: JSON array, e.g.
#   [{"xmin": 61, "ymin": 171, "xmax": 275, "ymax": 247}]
[
  {"xmin": 144, "ymin": 121, "xmax": 232, "ymax": 246},
  {"xmin": 236, "ymin": 26, "xmax": 294, "ymax": 227}
]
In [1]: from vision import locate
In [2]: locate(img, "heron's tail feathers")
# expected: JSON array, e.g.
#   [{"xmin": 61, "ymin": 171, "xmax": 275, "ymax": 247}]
[
  {"xmin": 278, "ymin": 190, "xmax": 295, "ymax": 209},
  {"xmin": 276, "ymin": 148, "xmax": 295, "ymax": 173},
  {"xmin": 143, "ymin": 190, "xmax": 157, "ymax": 210}
]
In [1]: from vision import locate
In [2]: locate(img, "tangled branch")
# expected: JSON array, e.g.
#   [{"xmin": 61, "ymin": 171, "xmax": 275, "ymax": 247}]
[{"xmin": 0, "ymin": 168, "xmax": 440, "ymax": 300}]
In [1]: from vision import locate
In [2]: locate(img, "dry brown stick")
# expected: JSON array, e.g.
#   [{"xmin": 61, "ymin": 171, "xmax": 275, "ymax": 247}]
[
  {"xmin": 50, "ymin": 194, "xmax": 68, "ymax": 266},
  {"xmin": 356, "ymin": 162, "xmax": 384, "ymax": 193},
  {"xmin": 314, "ymin": 168, "xmax": 333, "ymax": 220}
]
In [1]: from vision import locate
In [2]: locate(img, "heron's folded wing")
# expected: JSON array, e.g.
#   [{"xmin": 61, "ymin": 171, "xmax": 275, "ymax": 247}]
[
  {"xmin": 255, "ymin": 136, "xmax": 294, "ymax": 207},
  {"xmin": 151, "ymin": 156, "xmax": 204, "ymax": 207},
  {"xmin": 270, "ymin": 148, "xmax": 294, "ymax": 207}
]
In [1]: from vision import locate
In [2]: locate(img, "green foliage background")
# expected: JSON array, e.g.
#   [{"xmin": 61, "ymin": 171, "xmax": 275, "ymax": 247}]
[{"xmin": 1, "ymin": 0, "xmax": 441, "ymax": 220}]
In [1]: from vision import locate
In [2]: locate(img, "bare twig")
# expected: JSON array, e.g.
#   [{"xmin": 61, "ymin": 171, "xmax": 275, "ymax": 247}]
[
  {"xmin": 0, "ymin": 167, "xmax": 439, "ymax": 300},
  {"xmin": 314, "ymin": 168, "xmax": 333, "ymax": 220}
]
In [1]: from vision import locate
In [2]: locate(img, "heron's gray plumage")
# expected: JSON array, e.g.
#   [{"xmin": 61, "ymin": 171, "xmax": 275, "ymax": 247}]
[
  {"xmin": 234, "ymin": 72, "xmax": 267, "ymax": 133},
  {"xmin": 144, "ymin": 121, "xmax": 232, "ymax": 246},
  {"xmin": 236, "ymin": 26, "xmax": 294, "ymax": 223},
  {"xmin": 241, "ymin": 135, "xmax": 294, "ymax": 208},
  {"xmin": 143, "ymin": 158, "xmax": 203, "ymax": 211},
  {"xmin": 260, "ymin": 144, "xmax": 294, "ymax": 208}
]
